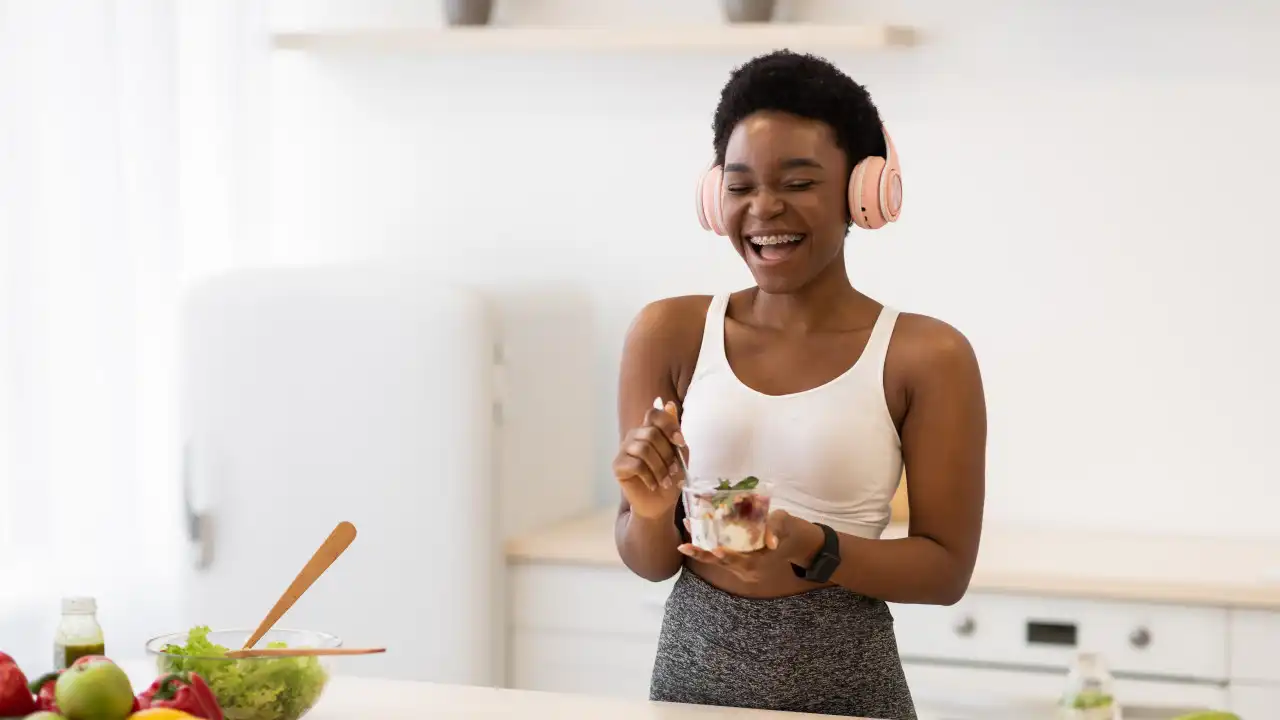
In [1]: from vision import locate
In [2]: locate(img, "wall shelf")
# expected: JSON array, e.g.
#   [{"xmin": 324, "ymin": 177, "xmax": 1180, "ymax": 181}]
[{"xmin": 272, "ymin": 24, "xmax": 920, "ymax": 53}]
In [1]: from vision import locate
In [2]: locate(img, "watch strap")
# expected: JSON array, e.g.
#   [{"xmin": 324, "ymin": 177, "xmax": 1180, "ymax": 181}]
[{"xmin": 791, "ymin": 522, "xmax": 840, "ymax": 582}]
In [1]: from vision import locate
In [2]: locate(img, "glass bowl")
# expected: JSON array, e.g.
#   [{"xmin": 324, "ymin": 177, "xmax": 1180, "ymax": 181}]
[
  {"xmin": 683, "ymin": 477, "xmax": 773, "ymax": 553},
  {"xmin": 145, "ymin": 628, "xmax": 340, "ymax": 720}
]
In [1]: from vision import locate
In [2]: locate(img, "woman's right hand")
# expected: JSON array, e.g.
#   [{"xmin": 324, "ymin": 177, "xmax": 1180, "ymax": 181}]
[{"xmin": 613, "ymin": 399, "xmax": 687, "ymax": 520}]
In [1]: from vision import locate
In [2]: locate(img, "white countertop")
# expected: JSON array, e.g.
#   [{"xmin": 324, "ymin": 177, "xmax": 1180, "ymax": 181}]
[
  {"xmin": 117, "ymin": 663, "xmax": 1176, "ymax": 720},
  {"xmin": 305, "ymin": 678, "xmax": 871, "ymax": 719},
  {"xmin": 506, "ymin": 509, "xmax": 1280, "ymax": 610},
  {"xmin": 120, "ymin": 663, "xmax": 864, "ymax": 719}
]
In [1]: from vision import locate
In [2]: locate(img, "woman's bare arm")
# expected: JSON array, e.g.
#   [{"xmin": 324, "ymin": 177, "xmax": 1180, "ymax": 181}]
[{"xmin": 613, "ymin": 299, "xmax": 696, "ymax": 582}]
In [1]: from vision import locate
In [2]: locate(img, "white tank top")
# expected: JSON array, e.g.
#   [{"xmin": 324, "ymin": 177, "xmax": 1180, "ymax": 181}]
[{"xmin": 679, "ymin": 293, "xmax": 904, "ymax": 540}]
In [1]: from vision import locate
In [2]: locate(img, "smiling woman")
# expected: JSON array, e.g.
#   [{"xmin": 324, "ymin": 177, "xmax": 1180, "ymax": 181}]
[{"xmin": 612, "ymin": 50, "xmax": 987, "ymax": 719}]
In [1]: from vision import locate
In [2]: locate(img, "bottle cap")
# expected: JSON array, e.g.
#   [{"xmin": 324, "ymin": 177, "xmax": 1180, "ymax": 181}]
[{"xmin": 62, "ymin": 597, "xmax": 97, "ymax": 614}]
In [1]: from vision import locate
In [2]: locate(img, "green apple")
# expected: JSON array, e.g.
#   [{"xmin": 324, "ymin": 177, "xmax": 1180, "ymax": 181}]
[
  {"xmin": 1171, "ymin": 713, "xmax": 1242, "ymax": 720},
  {"xmin": 24, "ymin": 712, "xmax": 68, "ymax": 720},
  {"xmin": 52, "ymin": 661, "xmax": 133, "ymax": 720}
]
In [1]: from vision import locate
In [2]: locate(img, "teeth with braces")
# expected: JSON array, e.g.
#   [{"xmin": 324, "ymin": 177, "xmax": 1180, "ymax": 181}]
[{"xmin": 750, "ymin": 234, "xmax": 803, "ymax": 246}]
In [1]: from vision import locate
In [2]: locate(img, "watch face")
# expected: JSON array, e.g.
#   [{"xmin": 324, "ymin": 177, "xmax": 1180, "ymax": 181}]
[{"xmin": 812, "ymin": 554, "xmax": 839, "ymax": 581}]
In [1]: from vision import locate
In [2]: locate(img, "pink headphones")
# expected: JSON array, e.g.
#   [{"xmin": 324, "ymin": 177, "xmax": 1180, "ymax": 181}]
[{"xmin": 694, "ymin": 124, "xmax": 903, "ymax": 235}]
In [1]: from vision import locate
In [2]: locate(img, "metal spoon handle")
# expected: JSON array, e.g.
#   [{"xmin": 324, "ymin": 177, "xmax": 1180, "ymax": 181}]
[{"xmin": 654, "ymin": 397, "xmax": 690, "ymax": 481}]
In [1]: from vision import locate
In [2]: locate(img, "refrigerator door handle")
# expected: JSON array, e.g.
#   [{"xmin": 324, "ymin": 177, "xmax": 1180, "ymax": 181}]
[{"xmin": 183, "ymin": 441, "xmax": 215, "ymax": 571}]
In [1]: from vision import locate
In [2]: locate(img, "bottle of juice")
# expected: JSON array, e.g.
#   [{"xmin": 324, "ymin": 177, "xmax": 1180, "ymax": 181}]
[
  {"xmin": 53, "ymin": 597, "xmax": 106, "ymax": 670},
  {"xmin": 1058, "ymin": 652, "xmax": 1122, "ymax": 720}
]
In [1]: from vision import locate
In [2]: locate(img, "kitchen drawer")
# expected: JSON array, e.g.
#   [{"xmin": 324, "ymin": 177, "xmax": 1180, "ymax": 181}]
[
  {"xmin": 891, "ymin": 592, "xmax": 1229, "ymax": 681},
  {"xmin": 508, "ymin": 563, "xmax": 675, "ymax": 637},
  {"xmin": 508, "ymin": 629, "xmax": 657, "ymax": 700},
  {"xmin": 1229, "ymin": 609, "xmax": 1280, "ymax": 683}
]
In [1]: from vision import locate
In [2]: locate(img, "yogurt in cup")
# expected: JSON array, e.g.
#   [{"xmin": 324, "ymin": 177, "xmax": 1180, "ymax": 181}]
[{"xmin": 682, "ymin": 477, "xmax": 772, "ymax": 553}]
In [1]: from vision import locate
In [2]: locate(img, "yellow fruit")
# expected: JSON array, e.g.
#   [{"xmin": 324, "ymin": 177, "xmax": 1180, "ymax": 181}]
[{"xmin": 129, "ymin": 710, "xmax": 199, "ymax": 719}]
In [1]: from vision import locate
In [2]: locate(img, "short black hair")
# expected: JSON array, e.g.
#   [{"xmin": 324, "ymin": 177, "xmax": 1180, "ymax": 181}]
[{"xmin": 712, "ymin": 50, "xmax": 885, "ymax": 173}]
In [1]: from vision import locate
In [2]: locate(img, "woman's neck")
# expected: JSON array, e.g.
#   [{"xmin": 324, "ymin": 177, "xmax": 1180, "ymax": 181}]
[{"xmin": 748, "ymin": 259, "xmax": 876, "ymax": 333}]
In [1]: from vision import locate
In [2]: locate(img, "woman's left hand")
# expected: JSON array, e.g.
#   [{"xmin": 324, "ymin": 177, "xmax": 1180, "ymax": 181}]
[{"xmin": 677, "ymin": 509, "xmax": 825, "ymax": 584}]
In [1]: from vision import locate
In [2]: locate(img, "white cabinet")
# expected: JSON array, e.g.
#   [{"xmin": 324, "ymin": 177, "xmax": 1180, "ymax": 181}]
[
  {"xmin": 506, "ymin": 563, "xmax": 675, "ymax": 699},
  {"xmin": 1229, "ymin": 609, "xmax": 1280, "ymax": 683},
  {"xmin": 1229, "ymin": 684, "xmax": 1280, "ymax": 718},
  {"xmin": 507, "ymin": 561, "xmax": 1278, "ymax": 717}
]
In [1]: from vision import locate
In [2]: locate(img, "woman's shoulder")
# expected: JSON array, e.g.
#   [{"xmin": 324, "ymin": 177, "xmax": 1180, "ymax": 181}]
[
  {"xmin": 624, "ymin": 294, "xmax": 717, "ymax": 343},
  {"xmin": 886, "ymin": 310, "xmax": 982, "ymax": 384},
  {"xmin": 622, "ymin": 295, "xmax": 720, "ymax": 395}
]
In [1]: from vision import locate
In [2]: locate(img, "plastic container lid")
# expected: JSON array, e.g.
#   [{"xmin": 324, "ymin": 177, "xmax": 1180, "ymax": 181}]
[{"xmin": 62, "ymin": 596, "xmax": 97, "ymax": 614}]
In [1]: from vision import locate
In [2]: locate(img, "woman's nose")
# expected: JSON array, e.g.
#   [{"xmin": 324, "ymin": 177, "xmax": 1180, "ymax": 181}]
[{"xmin": 748, "ymin": 188, "xmax": 784, "ymax": 218}]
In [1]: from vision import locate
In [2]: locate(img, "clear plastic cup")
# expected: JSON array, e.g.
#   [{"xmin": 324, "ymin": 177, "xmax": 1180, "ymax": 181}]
[{"xmin": 682, "ymin": 477, "xmax": 772, "ymax": 553}]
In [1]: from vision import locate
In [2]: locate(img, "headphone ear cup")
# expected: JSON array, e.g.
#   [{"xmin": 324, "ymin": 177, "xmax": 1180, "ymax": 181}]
[
  {"xmin": 848, "ymin": 156, "xmax": 887, "ymax": 230},
  {"xmin": 695, "ymin": 167, "xmax": 712, "ymax": 232},
  {"xmin": 699, "ymin": 165, "xmax": 727, "ymax": 236}
]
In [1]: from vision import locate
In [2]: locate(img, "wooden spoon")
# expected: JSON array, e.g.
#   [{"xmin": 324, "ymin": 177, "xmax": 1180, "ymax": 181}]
[
  {"xmin": 226, "ymin": 646, "xmax": 385, "ymax": 659},
  {"xmin": 241, "ymin": 521, "xmax": 358, "ymax": 650}
]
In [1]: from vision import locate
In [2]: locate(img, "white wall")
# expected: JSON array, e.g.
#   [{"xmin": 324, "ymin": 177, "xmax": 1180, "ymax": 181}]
[{"xmin": 260, "ymin": 0, "xmax": 1280, "ymax": 538}]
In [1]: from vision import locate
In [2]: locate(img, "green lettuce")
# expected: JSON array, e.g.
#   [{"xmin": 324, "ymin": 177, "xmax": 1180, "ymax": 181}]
[{"xmin": 158, "ymin": 626, "xmax": 329, "ymax": 720}]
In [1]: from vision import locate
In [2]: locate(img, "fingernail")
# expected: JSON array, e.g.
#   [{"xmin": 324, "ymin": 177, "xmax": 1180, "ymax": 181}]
[
  {"xmin": 672, "ymin": 432, "xmax": 686, "ymax": 448},
  {"xmin": 661, "ymin": 478, "xmax": 671, "ymax": 489},
  {"xmin": 712, "ymin": 548, "xmax": 726, "ymax": 559},
  {"xmin": 677, "ymin": 546, "xmax": 693, "ymax": 556}
]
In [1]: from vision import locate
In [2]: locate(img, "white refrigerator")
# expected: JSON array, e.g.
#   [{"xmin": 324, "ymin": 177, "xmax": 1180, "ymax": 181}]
[{"xmin": 177, "ymin": 265, "xmax": 502, "ymax": 686}]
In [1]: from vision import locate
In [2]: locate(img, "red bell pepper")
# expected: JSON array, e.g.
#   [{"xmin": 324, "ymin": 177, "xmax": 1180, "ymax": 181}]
[
  {"xmin": 29, "ymin": 671, "xmax": 61, "ymax": 713},
  {"xmin": 0, "ymin": 659, "xmax": 37, "ymax": 716},
  {"xmin": 137, "ymin": 672, "xmax": 224, "ymax": 720},
  {"xmin": 0, "ymin": 652, "xmax": 15, "ymax": 666}
]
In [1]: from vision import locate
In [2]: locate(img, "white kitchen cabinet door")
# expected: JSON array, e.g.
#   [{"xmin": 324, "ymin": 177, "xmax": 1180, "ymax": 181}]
[
  {"xmin": 508, "ymin": 629, "xmax": 658, "ymax": 699},
  {"xmin": 1229, "ymin": 609, "xmax": 1280, "ymax": 683},
  {"xmin": 1229, "ymin": 684, "xmax": 1280, "ymax": 718},
  {"xmin": 506, "ymin": 563, "xmax": 674, "ymax": 700}
]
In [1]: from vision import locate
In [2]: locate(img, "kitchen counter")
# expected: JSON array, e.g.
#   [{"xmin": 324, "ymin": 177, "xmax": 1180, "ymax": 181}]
[
  {"xmin": 304, "ymin": 678, "xmax": 881, "ymax": 719},
  {"xmin": 118, "ymin": 663, "xmax": 838, "ymax": 719},
  {"xmin": 302, "ymin": 679, "xmax": 1133, "ymax": 720},
  {"xmin": 505, "ymin": 508, "xmax": 1280, "ymax": 609},
  {"xmin": 118, "ymin": 664, "xmax": 868, "ymax": 719}
]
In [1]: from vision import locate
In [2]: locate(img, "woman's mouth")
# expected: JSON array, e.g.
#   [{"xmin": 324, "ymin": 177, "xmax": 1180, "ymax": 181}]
[{"xmin": 747, "ymin": 233, "xmax": 806, "ymax": 263}]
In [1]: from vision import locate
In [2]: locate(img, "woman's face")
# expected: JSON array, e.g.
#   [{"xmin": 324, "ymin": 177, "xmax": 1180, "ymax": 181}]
[{"xmin": 721, "ymin": 110, "xmax": 850, "ymax": 294}]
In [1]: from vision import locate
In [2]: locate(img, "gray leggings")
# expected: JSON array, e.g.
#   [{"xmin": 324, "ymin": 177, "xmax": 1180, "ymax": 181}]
[{"xmin": 649, "ymin": 568, "xmax": 918, "ymax": 719}]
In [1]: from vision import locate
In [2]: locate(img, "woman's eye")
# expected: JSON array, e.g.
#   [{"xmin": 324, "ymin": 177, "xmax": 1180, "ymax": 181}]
[
  {"xmin": 725, "ymin": 185, "xmax": 752, "ymax": 195},
  {"xmin": 785, "ymin": 180, "xmax": 815, "ymax": 190}
]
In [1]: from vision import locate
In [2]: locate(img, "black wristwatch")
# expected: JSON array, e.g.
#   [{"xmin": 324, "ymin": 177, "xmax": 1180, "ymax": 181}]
[{"xmin": 792, "ymin": 523, "xmax": 841, "ymax": 583}]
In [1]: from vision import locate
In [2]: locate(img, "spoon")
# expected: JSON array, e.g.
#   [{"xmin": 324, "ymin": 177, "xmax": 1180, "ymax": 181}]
[
  {"xmin": 242, "ymin": 520, "xmax": 358, "ymax": 650},
  {"xmin": 226, "ymin": 646, "xmax": 386, "ymax": 659},
  {"xmin": 654, "ymin": 397, "xmax": 690, "ymax": 484}
]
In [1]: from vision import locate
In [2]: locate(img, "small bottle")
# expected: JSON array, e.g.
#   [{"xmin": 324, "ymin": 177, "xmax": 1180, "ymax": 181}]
[
  {"xmin": 53, "ymin": 597, "xmax": 106, "ymax": 670},
  {"xmin": 1058, "ymin": 652, "xmax": 1122, "ymax": 720}
]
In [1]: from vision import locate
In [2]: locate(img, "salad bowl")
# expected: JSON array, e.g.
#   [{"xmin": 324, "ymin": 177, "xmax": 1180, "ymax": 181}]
[{"xmin": 146, "ymin": 626, "xmax": 338, "ymax": 720}]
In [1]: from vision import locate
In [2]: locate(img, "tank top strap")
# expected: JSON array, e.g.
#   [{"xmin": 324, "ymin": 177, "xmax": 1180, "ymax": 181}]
[
  {"xmin": 690, "ymin": 293, "xmax": 731, "ymax": 382},
  {"xmin": 860, "ymin": 306, "xmax": 901, "ymax": 381}
]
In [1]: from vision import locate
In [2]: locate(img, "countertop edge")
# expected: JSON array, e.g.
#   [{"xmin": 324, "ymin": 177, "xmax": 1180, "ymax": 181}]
[{"xmin": 505, "ymin": 509, "xmax": 1280, "ymax": 611}]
